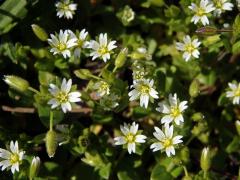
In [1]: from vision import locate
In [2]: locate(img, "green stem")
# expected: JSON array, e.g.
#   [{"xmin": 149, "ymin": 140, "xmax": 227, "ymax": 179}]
[
  {"xmin": 186, "ymin": 135, "xmax": 195, "ymax": 146},
  {"xmin": 203, "ymin": 171, "xmax": 207, "ymax": 179},
  {"xmin": 113, "ymin": 66, "xmax": 118, "ymax": 73},
  {"xmin": 49, "ymin": 111, "xmax": 54, "ymax": 131},
  {"xmin": 183, "ymin": 165, "xmax": 189, "ymax": 177},
  {"xmin": 98, "ymin": 63, "xmax": 110, "ymax": 77},
  {"xmin": 28, "ymin": 87, "xmax": 40, "ymax": 94}
]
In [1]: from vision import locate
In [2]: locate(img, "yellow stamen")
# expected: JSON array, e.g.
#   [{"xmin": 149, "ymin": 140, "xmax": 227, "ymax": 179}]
[
  {"xmin": 56, "ymin": 91, "xmax": 68, "ymax": 103},
  {"xmin": 125, "ymin": 133, "xmax": 135, "ymax": 143},
  {"xmin": 10, "ymin": 154, "xmax": 19, "ymax": 164}
]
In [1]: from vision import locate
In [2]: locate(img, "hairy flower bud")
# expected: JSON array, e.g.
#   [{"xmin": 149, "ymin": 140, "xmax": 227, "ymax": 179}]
[
  {"xmin": 29, "ymin": 156, "xmax": 40, "ymax": 179},
  {"xmin": 200, "ymin": 147, "xmax": 211, "ymax": 173},
  {"xmin": 195, "ymin": 26, "xmax": 218, "ymax": 36},
  {"xmin": 31, "ymin": 24, "xmax": 48, "ymax": 41},
  {"xmin": 115, "ymin": 48, "xmax": 128, "ymax": 69},
  {"xmin": 45, "ymin": 130, "xmax": 58, "ymax": 158},
  {"xmin": 3, "ymin": 75, "xmax": 29, "ymax": 92}
]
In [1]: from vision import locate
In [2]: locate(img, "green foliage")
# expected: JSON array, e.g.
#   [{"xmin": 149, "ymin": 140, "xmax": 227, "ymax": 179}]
[{"xmin": 0, "ymin": 0, "xmax": 240, "ymax": 179}]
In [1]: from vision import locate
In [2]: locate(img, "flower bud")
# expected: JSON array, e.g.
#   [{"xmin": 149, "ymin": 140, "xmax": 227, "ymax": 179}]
[
  {"xmin": 4, "ymin": 75, "xmax": 30, "ymax": 92},
  {"xmin": 189, "ymin": 80, "xmax": 200, "ymax": 98},
  {"xmin": 31, "ymin": 24, "xmax": 48, "ymax": 41},
  {"xmin": 115, "ymin": 48, "xmax": 128, "ymax": 69},
  {"xmin": 235, "ymin": 120, "xmax": 240, "ymax": 136},
  {"xmin": 195, "ymin": 26, "xmax": 218, "ymax": 36},
  {"xmin": 74, "ymin": 69, "xmax": 93, "ymax": 80},
  {"xmin": 45, "ymin": 130, "xmax": 58, "ymax": 158},
  {"xmin": 121, "ymin": 5, "xmax": 135, "ymax": 26},
  {"xmin": 200, "ymin": 147, "xmax": 211, "ymax": 173},
  {"xmin": 29, "ymin": 156, "xmax": 40, "ymax": 179}
]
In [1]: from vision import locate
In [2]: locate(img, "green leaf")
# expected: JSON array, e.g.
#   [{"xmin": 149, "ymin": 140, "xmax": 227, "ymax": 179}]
[
  {"xmin": 74, "ymin": 69, "xmax": 93, "ymax": 80},
  {"xmin": 226, "ymin": 136, "xmax": 240, "ymax": 153},
  {"xmin": 151, "ymin": 164, "xmax": 173, "ymax": 180},
  {"xmin": 0, "ymin": 0, "xmax": 27, "ymax": 34}
]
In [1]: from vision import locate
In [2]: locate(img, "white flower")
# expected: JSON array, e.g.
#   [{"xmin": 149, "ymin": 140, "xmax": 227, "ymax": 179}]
[
  {"xmin": 68, "ymin": 29, "xmax": 89, "ymax": 59},
  {"xmin": 55, "ymin": 0, "xmax": 77, "ymax": 19},
  {"xmin": 176, "ymin": 35, "xmax": 201, "ymax": 61},
  {"xmin": 189, "ymin": 0, "xmax": 215, "ymax": 26},
  {"xmin": 128, "ymin": 79, "xmax": 159, "ymax": 108},
  {"xmin": 48, "ymin": 30, "xmax": 77, "ymax": 58},
  {"xmin": 156, "ymin": 93, "xmax": 188, "ymax": 126},
  {"xmin": 89, "ymin": 33, "xmax": 117, "ymax": 62},
  {"xmin": 0, "ymin": 141, "xmax": 25, "ymax": 174},
  {"xmin": 93, "ymin": 80, "xmax": 110, "ymax": 97},
  {"xmin": 114, "ymin": 122, "xmax": 147, "ymax": 154},
  {"xmin": 150, "ymin": 125, "xmax": 183, "ymax": 157},
  {"xmin": 226, "ymin": 82, "xmax": 240, "ymax": 105},
  {"xmin": 213, "ymin": 0, "xmax": 234, "ymax": 16},
  {"xmin": 48, "ymin": 78, "xmax": 81, "ymax": 113}
]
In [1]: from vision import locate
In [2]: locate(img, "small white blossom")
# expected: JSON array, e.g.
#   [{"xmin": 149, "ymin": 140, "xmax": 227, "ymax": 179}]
[
  {"xmin": 55, "ymin": 0, "xmax": 77, "ymax": 19},
  {"xmin": 176, "ymin": 35, "xmax": 201, "ymax": 61},
  {"xmin": 48, "ymin": 30, "xmax": 77, "ymax": 58},
  {"xmin": 89, "ymin": 33, "xmax": 117, "ymax": 62},
  {"xmin": 0, "ymin": 141, "xmax": 25, "ymax": 174},
  {"xmin": 129, "ymin": 79, "xmax": 159, "ymax": 109},
  {"xmin": 93, "ymin": 80, "xmax": 110, "ymax": 97},
  {"xmin": 189, "ymin": 0, "xmax": 215, "ymax": 26},
  {"xmin": 213, "ymin": 0, "xmax": 234, "ymax": 16},
  {"xmin": 156, "ymin": 93, "xmax": 188, "ymax": 126},
  {"xmin": 114, "ymin": 122, "xmax": 147, "ymax": 154},
  {"xmin": 68, "ymin": 29, "xmax": 89, "ymax": 59},
  {"xmin": 150, "ymin": 125, "xmax": 183, "ymax": 157},
  {"xmin": 48, "ymin": 78, "xmax": 81, "ymax": 113},
  {"xmin": 226, "ymin": 82, "xmax": 240, "ymax": 105}
]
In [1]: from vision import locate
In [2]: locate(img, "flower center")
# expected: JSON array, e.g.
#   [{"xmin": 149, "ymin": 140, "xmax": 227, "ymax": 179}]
[
  {"xmin": 99, "ymin": 82, "xmax": 109, "ymax": 92},
  {"xmin": 56, "ymin": 91, "xmax": 68, "ymax": 103},
  {"xmin": 197, "ymin": 8, "xmax": 206, "ymax": 16},
  {"xmin": 125, "ymin": 133, "xmax": 135, "ymax": 143},
  {"xmin": 10, "ymin": 153, "xmax": 19, "ymax": 164},
  {"xmin": 163, "ymin": 139, "xmax": 172, "ymax": 148},
  {"xmin": 215, "ymin": 1, "xmax": 223, "ymax": 9},
  {"xmin": 234, "ymin": 88, "xmax": 240, "ymax": 97},
  {"xmin": 185, "ymin": 44, "xmax": 194, "ymax": 53},
  {"xmin": 77, "ymin": 39, "xmax": 83, "ymax": 47},
  {"xmin": 171, "ymin": 107, "xmax": 181, "ymax": 118},
  {"xmin": 98, "ymin": 46, "xmax": 108, "ymax": 55},
  {"xmin": 58, "ymin": 43, "xmax": 67, "ymax": 51},
  {"xmin": 139, "ymin": 84, "xmax": 150, "ymax": 94}
]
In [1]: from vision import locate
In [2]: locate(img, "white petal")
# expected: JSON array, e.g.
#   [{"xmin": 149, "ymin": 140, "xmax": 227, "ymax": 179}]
[
  {"xmin": 130, "ymin": 122, "xmax": 138, "ymax": 135},
  {"xmin": 114, "ymin": 136, "xmax": 126, "ymax": 145},
  {"xmin": 135, "ymin": 135, "xmax": 147, "ymax": 143},
  {"xmin": 150, "ymin": 142, "xmax": 163, "ymax": 152},
  {"xmin": 127, "ymin": 143, "xmax": 135, "ymax": 154},
  {"xmin": 61, "ymin": 102, "xmax": 72, "ymax": 113},
  {"xmin": 161, "ymin": 115, "xmax": 173, "ymax": 125},
  {"xmin": 48, "ymin": 98, "xmax": 60, "ymax": 109},
  {"xmin": 68, "ymin": 92, "xmax": 81, "ymax": 102},
  {"xmin": 173, "ymin": 136, "xmax": 183, "ymax": 144},
  {"xmin": 165, "ymin": 125, "xmax": 173, "ymax": 139}
]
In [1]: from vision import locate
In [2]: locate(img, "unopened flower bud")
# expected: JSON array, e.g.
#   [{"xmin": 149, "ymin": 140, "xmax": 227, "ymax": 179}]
[
  {"xmin": 200, "ymin": 147, "xmax": 211, "ymax": 173},
  {"xmin": 74, "ymin": 69, "xmax": 94, "ymax": 80},
  {"xmin": 29, "ymin": 156, "xmax": 40, "ymax": 179},
  {"xmin": 195, "ymin": 26, "xmax": 218, "ymax": 36},
  {"xmin": 121, "ymin": 5, "xmax": 135, "ymax": 26},
  {"xmin": 189, "ymin": 80, "xmax": 200, "ymax": 98},
  {"xmin": 31, "ymin": 24, "xmax": 48, "ymax": 41},
  {"xmin": 45, "ymin": 130, "xmax": 58, "ymax": 158},
  {"xmin": 115, "ymin": 48, "xmax": 128, "ymax": 69},
  {"xmin": 4, "ymin": 75, "xmax": 29, "ymax": 92},
  {"xmin": 235, "ymin": 120, "xmax": 240, "ymax": 136}
]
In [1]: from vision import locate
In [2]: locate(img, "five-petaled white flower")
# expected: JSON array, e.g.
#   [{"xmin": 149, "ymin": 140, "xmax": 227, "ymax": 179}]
[
  {"xmin": 55, "ymin": 0, "xmax": 77, "ymax": 19},
  {"xmin": 93, "ymin": 80, "xmax": 110, "ymax": 97},
  {"xmin": 150, "ymin": 125, "xmax": 183, "ymax": 157},
  {"xmin": 48, "ymin": 30, "xmax": 77, "ymax": 58},
  {"xmin": 188, "ymin": 0, "xmax": 215, "ymax": 26},
  {"xmin": 68, "ymin": 29, "xmax": 89, "ymax": 59},
  {"xmin": 114, "ymin": 122, "xmax": 147, "ymax": 154},
  {"xmin": 128, "ymin": 79, "xmax": 159, "ymax": 109},
  {"xmin": 156, "ymin": 93, "xmax": 188, "ymax": 126},
  {"xmin": 0, "ymin": 141, "xmax": 25, "ymax": 174},
  {"xmin": 48, "ymin": 78, "xmax": 81, "ymax": 113},
  {"xmin": 176, "ymin": 35, "xmax": 201, "ymax": 61},
  {"xmin": 226, "ymin": 82, "xmax": 240, "ymax": 105},
  {"xmin": 89, "ymin": 33, "xmax": 117, "ymax": 62},
  {"xmin": 213, "ymin": 0, "xmax": 234, "ymax": 16}
]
